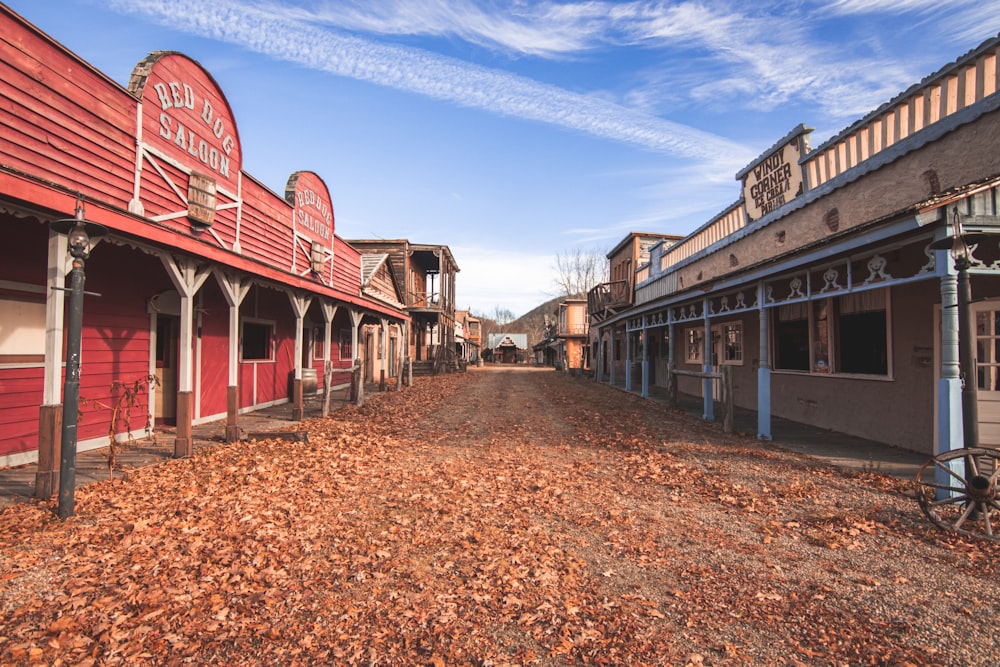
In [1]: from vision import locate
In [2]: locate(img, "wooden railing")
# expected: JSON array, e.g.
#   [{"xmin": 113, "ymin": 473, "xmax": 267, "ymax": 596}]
[{"xmin": 587, "ymin": 280, "xmax": 630, "ymax": 319}]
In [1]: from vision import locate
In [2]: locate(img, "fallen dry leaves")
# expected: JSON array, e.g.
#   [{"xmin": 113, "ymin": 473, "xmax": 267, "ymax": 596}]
[{"xmin": 2, "ymin": 368, "xmax": 999, "ymax": 666}]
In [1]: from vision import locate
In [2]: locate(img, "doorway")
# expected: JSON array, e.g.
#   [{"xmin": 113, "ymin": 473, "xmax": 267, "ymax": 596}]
[{"xmin": 154, "ymin": 315, "xmax": 178, "ymax": 423}]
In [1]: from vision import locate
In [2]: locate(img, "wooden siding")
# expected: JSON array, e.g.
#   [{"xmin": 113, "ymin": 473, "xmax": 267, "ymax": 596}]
[
  {"xmin": 334, "ymin": 237, "xmax": 361, "ymax": 297},
  {"xmin": 198, "ymin": 281, "xmax": 230, "ymax": 418},
  {"xmin": 0, "ymin": 9, "xmax": 136, "ymax": 211},
  {"xmin": 805, "ymin": 42, "xmax": 1000, "ymax": 189},
  {"xmin": 239, "ymin": 178, "xmax": 294, "ymax": 271},
  {"xmin": 73, "ymin": 243, "xmax": 169, "ymax": 445},
  {"xmin": 0, "ymin": 367, "xmax": 44, "ymax": 456}
]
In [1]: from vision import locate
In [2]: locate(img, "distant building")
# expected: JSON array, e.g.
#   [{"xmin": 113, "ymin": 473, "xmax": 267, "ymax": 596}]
[
  {"xmin": 487, "ymin": 333, "xmax": 529, "ymax": 364},
  {"xmin": 347, "ymin": 239, "xmax": 460, "ymax": 374},
  {"xmin": 455, "ymin": 310, "xmax": 482, "ymax": 363}
]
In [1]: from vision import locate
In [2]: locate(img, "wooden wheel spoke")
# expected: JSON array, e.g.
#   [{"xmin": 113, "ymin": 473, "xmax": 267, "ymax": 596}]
[{"xmin": 929, "ymin": 494, "xmax": 970, "ymax": 508}]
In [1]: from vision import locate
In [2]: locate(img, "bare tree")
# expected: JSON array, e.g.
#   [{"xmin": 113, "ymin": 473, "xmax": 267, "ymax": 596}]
[{"xmin": 553, "ymin": 246, "xmax": 608, "ymax": 297}]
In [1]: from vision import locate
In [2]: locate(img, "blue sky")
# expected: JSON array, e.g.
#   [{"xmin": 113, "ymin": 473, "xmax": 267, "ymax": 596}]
[{"xmin": 8, "ymin": 1, "xmax": 1000, "ymax": 317}]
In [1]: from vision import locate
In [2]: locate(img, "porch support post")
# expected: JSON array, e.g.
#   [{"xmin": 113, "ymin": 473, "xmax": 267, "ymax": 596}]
[
  {"xmin": 757, "ymin": 282, "xmax": 772, "ymax": 440},
  {"xmin": 287, "ymin": 291, "xmax": 312, "ymax": 421},
  {"xmin": 937, "ymin": 265, "xmax": 964, "ymax": 489},
  {"xmin": 35, "ymin": 231, "xmax": 68, "ymax": 499},
  {"xmin": 214, "ymin": 270, "xmax": 251, "ymax": 442},
  {"xmin": 348, "ymin": 308, "xmax": 363, "ymax": 405},
  {"xmin": 608, "ymin": 324, "xmax": 615, "ymax": 387},
  {"xmin": 702, "ymin": 298, "xmax": 714, "ymax": 422},
  {"xmin": 667, "ymin": 319, "xmax": 677, "ymax": 406},
  {"xmin": 641, "ymin": 324, "xmax": 650, "ymax": 398},
  {"xmin": 380, "ymin": 317, "xmax": 389, "ymax": 391},
  {"xmin": 162, "ymin": 255, "xmax": 211, "ymax": 458},
  {"xmin": 624, "ymin": 326, "xmax": 633, "ymax": 392},
  {"xmin": 320, "ymin": 302, "xmax": 337, "ymax": 417},
  {"xmin": 595, "ymin": 326, "xmax": 604, "ymax": 383}
]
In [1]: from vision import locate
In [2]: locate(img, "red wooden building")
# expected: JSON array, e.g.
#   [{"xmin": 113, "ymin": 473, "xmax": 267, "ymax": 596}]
[{"xmin": 0, "ymin": 6, "xmax": 409, "ymax": 491}]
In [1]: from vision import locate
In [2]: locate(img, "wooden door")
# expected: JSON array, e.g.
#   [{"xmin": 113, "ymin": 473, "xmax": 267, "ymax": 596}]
[{"xmin": 975, "ymin": 302, "xmax": 1000, "ymax": 447}]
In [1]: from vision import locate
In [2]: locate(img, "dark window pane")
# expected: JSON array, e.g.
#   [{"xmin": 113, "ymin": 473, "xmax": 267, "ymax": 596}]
[{"xmin": 837, "ymin": 311, "xmax": 887, "ymax": 375}]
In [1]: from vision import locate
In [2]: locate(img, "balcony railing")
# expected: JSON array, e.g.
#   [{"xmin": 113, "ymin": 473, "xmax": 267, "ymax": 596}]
[
  {"xmin": 587, "ymin": 280, "xmax": 630, "ymax": 322},
  {"xmin": 559, "ymin": 323, "xmax": 588, "ymax": 336},
  {"xmin": 409, "ymin": 291, "xmax": 441, "ymax": 308}
]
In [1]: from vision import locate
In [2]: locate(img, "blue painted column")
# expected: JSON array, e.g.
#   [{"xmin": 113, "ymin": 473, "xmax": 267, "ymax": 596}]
[
  {"xmin": 595, "ymin": 326, "xmax": 604, "ymax": 383},
  {"xmin": 702, "ymin": 299, "xmax": 714, "ymax": 421},
  {"xmin": 668, "ymin": 320, "xmax": 676, "ymax": 400},
  {"xmin": 609, "ymin": 326, "xmax": 617, "ymax": 386},
  {"xmin": 625, "ymin": 327, "xmax": 633, "ymax": 391},
  {"xmin": 937, "ymin": 265, "xmax": 964, "ymax": 491},
  {"xmin": 641, "ymin": 326, "xmax": 650, "ymax": 398},
  {"xmin": 757, "ymin": 283, "xmax": 772, "ymax": 440}
]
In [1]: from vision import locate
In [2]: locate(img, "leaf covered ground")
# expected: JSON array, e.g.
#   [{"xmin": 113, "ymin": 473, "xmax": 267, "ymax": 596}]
[{"xmin": 2, "ymin": 367, "xmax": 999, "ymax": 666}]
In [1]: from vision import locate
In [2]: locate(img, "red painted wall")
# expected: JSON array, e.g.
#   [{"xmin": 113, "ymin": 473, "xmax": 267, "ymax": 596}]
[{"xmin": 0, "ymin": 11, "xmax": 136, "ymax": 212}]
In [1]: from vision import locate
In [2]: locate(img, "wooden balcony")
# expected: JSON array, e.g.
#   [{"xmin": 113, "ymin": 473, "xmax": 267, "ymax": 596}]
[{"xmin": 587, "ymin": 280, "xmax": 631, "ymax": 323}]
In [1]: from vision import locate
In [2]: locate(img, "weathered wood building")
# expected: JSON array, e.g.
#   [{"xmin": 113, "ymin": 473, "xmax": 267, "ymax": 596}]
[
  {"xmin": 594, "ymin": 35, "xmax": 1000, "ymax": 456},
  {"xmin": 347, "ymin": 240, "xmax": 459, "ymax": 373},
  {"xmin": 0, "ymin": 7, "xmax": 409, "ymax": 482}
]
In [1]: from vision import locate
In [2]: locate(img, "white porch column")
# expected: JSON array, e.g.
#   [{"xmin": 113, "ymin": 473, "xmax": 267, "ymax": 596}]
[
  {"xmin": 214, "ymin": 270, "xmax": 251, "ymax": 441},
  {"xmin": 938, "ymin": 265, "xmax": 964, "ymax": 489},
  {"xmin": 287, "ymin": 291, "xmax": 313, "ymax": 421},
  {"xmin": 348, "ymin": 308, "xmax": 363, "ymax": 404},
  {"xmin": 161, "ymin": 255, "xmax": 211, "ymax": 457},
  {"xmin": 320, "ymin": 302, "xmax": 338, "ymax": 417},
  {"xmin": 380, "ymin": 317, "xmax": 389, "ymax": 390},
  {"xmin": 35, "ymin": 231, "xmax": 69, "ymax": 498}
]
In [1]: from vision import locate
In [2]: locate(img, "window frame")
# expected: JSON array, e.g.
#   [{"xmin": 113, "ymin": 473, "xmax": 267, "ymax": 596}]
[
  {"xmin": 339, "ymin": 328, "xmax": 353, "ymax": 361},
  {"xmin": 240, "ymin": 318, "xmax": 275, "ymax": 363},
  {"xmin": 685, "ymin": 327, "xmax": 703, "ymax": 364},
  {"xmin": 771, "ymin": 287, "xmax": 891, "ymax": 377}
]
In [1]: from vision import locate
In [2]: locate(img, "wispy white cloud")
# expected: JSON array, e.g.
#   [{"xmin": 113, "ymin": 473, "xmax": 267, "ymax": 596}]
[
  {"xmin": 285, "ymin": 0, "xmax": 616, "ymax": 57},
  {"xmin": 106, "ymin": 0, "xmax": 753, "ymax": 172}
]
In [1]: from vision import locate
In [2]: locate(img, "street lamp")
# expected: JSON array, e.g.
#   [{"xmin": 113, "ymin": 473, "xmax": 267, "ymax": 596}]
[{"xmin": 50, "ymin": 197, "xmax": 106, "ymax": 519}]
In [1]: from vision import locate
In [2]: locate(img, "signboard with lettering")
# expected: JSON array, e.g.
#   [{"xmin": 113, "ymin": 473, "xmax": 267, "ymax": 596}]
[
  {"xmin": 738, "ymin": 124, "xmax": 811, "ymax": 223},
  {"xmin": 285, "ymin": 171, "xmax": 335, "ymax": 277},
  {"xmin": 129, "ymin": 51, "xmax": 243, "ymax": 195}
]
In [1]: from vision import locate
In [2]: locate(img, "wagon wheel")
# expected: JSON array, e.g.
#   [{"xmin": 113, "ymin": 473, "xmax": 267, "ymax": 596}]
[{"xmin": 915, "ymin": 447, "xmax": 1000, "ymax": 541}]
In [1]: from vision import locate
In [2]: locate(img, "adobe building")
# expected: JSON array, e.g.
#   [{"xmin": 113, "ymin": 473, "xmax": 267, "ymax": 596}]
[
  {"xmin": 0, "ymin": 7, "xmax": 408, "ymax": 491},
  {"xmin": 598, "ymin": 34, "xmax": 1000, "ymax": 456}
]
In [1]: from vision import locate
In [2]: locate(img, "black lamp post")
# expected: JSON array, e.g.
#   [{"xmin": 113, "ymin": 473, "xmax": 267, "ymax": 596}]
[{"xmin": 50, "ymin": 197, "xmax": 106, "ymax": 519}]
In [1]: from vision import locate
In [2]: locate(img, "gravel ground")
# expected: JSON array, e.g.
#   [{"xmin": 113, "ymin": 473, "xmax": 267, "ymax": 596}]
[{"xmin": 1, "ymin": 367, "xmax": 998, "ymax": 666}]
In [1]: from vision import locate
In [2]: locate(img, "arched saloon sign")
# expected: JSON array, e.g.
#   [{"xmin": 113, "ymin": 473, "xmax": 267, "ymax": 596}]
[
  {"xmin": 286, "ymin": 171, "xmax": 335, "ymax": 283},
  {"xmin": 128, "ymin": 51, "xmax": 242, "ymax": 239}
]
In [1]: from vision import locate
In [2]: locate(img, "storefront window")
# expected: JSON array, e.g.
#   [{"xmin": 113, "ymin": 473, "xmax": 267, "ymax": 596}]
[
  {"xmin": 339, "ymin": 329, "xmax": 353, "ymax": 361},
  {"xmin": 312, "ymin": 324, "xmax": 326, "ymax": 361},
  {"xmin": 774, "ymin": 302, "xmax": 810, "ymax": 371},
  {"xmin": 723, "ymin": 322, "xmax": 743, "ymax": 364},
  {"xmin": 241, "ymin": 320, "xmax": 274, "ymax": 362},
  {"xmin": 685, "ymin": 328, "xmax": 703, "ymax": 364},
  {"xmin": 773, "ymin": 288, "xmax": 889, "ymax": 375}
]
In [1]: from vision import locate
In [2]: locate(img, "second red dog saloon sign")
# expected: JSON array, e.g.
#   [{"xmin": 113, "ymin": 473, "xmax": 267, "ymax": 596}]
[{"xmin": 286, "ymin": 171, "xmax": 335, "ymax": 283}]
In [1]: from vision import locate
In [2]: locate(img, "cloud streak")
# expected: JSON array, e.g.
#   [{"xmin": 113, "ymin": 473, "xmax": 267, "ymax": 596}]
[{"xmin": 106, "ymin": 0, "xmax": 754, "ymax": 173}]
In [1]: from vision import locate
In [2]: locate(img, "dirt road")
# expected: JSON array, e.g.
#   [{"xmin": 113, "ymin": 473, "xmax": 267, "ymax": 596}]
[{"xmin": 2, "ymin": 367, "xmax": 998, "ymax": 666}]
